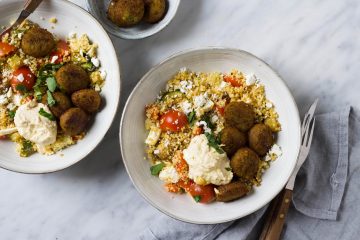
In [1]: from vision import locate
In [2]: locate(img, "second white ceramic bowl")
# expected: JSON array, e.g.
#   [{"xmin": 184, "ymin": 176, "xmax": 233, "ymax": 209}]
[{"xmin": 120, "ymin": 48, "xmax": 300, "ymax": 224}]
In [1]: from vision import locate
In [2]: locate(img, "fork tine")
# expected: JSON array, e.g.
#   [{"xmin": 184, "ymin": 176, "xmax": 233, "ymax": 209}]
[
  {"xmin": 306, "ymin": 118, "xmax": 316, "ymax": 147},
  {"xmin": 301, "ymin": 99, "xmax": 319, "ymax": 133}
]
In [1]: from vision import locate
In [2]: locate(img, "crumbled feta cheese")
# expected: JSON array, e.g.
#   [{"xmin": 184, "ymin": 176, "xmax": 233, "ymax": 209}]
[
  {"xmin": 79, "ymin": 49, "xmax": 84, "ymax": 57},
  {"xmin": 211, "ymin": 114, "xmax": 219, "ymax": 124},
  {"xmin": 50, "ymin": 55, "xmax": 59, "ymax": 63},
  {"xmin": 6, "ymin": 88, "xmax": 12, "ymax": 98},
  {"xmin": 194, "ymin": 94, "xmax": 207, "ymax": 108},
  {"xmin": 100, "ymin": 70, "xmax": 107, "ymax": 79},
  {"xmin": 17, "ymin": 74, "xmax": 24, "ymax": 82},
  {"xmin": 202, "ymin": 99, "xmax": 214, "ymax": 112},
  {"xmin": 245, "ymin": 73, "xmax": 258, "ymax": 85},
  {"xmin": 13, "ymin": 94, "xmax": 23, "ymax": 106},
  {"xmin": 91, "ymin": 57, "xmax": 100, "ymax": 67},
  {"xmin": 145, "ymin": 127, "xmax": 161, "ymax": 145},
  {"xmin": 179, "ymin": 80, "xmax": 192, "ymax": 93},
  {"xmin": 7, "ymin": 103, "xmax": 16, "ymax": 111},
  {"xmin": 270, "ymin": 144, "xmax": 282, "ymax": 156},
  {"xmin": 17, "ymin": 33, "xmax": 23, "ymax": 39},
  {"xmin": 218, "ymin": 81, "xmax": 229, "ymax": 90},
  {"xmin": 159, "ymin": 166, "xmax": 180, "ymax": 183},
  {"xmin": 266, "ymin": 102, "xmax": 273, "ymax": 109},
  {"xmin": 164, "ymin": 139, "xmax": 170, "ymax": 147},
  {"xmin": 197, "ymin": 121, "xmax": 211, "ymax": 133},
  {"xmin": 179, "ymin": 101, "xmax": 192, "ymax": 114},
  {"xmin": 153, "ymin": 149, "xmax": 160, "ymax": 155},
  {"xmin": 0, "ymin": 94, "xmax": 8, "ymax": 105}
]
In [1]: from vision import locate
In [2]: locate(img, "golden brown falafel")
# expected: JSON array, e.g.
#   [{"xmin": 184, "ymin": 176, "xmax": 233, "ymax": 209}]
[
  {"xmin": 230, "ymin": 148, "xmax": 260, "ymax": 180},
  {"xmin": 71, "ymin": 89, "xmax": 102, "ymax": 113},
  {"xmin": 21, "ymin": 27, "xmax": 56, "ymax": 57},
  {"xmin": 60, "ymin": 108, "xmax": 89, "ymax": 136},
  {"xmin": 248, "ymin": 123, "xmax": 274, "ymax": 156},
  {"xmin": 55, "ymin": 64, "xmax": 90, "ymax": 94},
  {"xmin": 224, "ymin": 101, "xmax": 255, "ymax": 132},
  {"xmin": 143, "ymin": 0, "xmax": 166, "ymax": 23},
  {"xmin": 221, "ymin": 126, "xmax": 247, "ymax": 157},
  {"xmin": 42, "ymin": 92, "xmax": 72, "ymax": 118},
  {"xmin": 108, "ymin": 0, "xmax": 144, "ymax": 27},
  {"xmin": 215, "ymin": 181, "xmax": 251, "ymax": 202}
]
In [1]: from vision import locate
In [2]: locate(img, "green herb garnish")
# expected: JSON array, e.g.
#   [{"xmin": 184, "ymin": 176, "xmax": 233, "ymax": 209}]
[
  {"xmin": 47, "ymin": 90, "xmax": 56, "ymax": 107},
  {"xmin": 38, "ymin": 108, "xmax": 55, "ymax": 121},
  {"xmin": 225, "ymin": 167, "xmax": 232, "ymax": 171},
  {"xmin": 205, "ymin": 132, "xmax": 224, "ymax": 154},
  {"xmin": 187, "ymin": 110, "xmax": 196, "ymax": 126},
  {"xmin": 8, "ymin": 110, "xmax": 15, "ymax": 119},
  {"xmin": 15, "ymin": 84, "xmax": 27, "ymax": 92},
  {"xmin": 21, "ymin": 140, "xmax": 34, "ymax": 157},
  {"xmin": 46, "ymin": 77, "xmax": 57, "ymax": 92},
  {"xmin": 81, "ymin": 62, "xmax": 96, "ymax": 72},
  {"xmin": 150, "ymin": 163, "xmax": 165, "ymax": 176},
  {"xmin": 193, "ymin": 195, "xmax": 201, "ymax": 203},
  {"xmin": 201, "ymin": 113, "xmax": 215, "ymax": 130}
]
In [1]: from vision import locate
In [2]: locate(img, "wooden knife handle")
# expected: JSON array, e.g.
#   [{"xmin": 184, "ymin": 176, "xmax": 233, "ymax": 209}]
[{"xmin": 259, "ymin": 188, "xmax": 293, "ymax": 240}]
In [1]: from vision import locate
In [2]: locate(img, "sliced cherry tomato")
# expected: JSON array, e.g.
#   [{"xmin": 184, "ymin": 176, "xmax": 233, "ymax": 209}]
[
  {"xmin": 11, "ymin": 67, "xmax": 36, "ymax": 93},
  {"xmin": 224, "ymin": 75, "xmax": 242, "ymax": 87},
  {"xmin": 160, "ymin": 110, "xmax": 188, "ymax": 132},
  {"xmin": 0, "ymin": 135, "xmax": 7, "ymax": 140},
  {"xmin": 216, "ymin": 105, "xmax": 225, "ymax": 116},
  {"xmin": 188, "ymin": 183, "xmax": 215, "ymax": 204},
  {"xmin": 49, "ymin": 40, "xmax": 70, "ymax": 64},
  {"xmin": 0, "ymin": 42, "xmax": 16, "ymax": 57}
]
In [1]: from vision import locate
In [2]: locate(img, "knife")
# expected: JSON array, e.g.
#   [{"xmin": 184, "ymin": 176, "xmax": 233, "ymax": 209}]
[{"xmin": 259, "ymin": 99, "xmax": 318, "ymax": 240}]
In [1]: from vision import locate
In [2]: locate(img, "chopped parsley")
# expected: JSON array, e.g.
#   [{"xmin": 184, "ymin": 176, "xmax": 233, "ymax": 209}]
[
  {"xmin": 47, "ymin": 90, "xmax": 56, "ymax": 107},
  {"xmin": 187, "ymin": 110, "xmax": 196, "ymax": 126},
  {"xmin": 15, "ymin": 84, "xmax": 27, "ymax": 92},
  {"xmin": 38, "ymin": 108, "xmax": 56, "ymax": 121},
  {"xmin": 8, "ymin": 110, "xmax": 15, "ymax": 119},
  {"xmin": 193, "ymin": 195, "xmax": 201, "ymax": 203},
  {"xmin": 35, "ymin": 63, "xmax": 63, "ymax": 101},
  {"xmin": 201, "ymin": 113, "xmax": 215, "ymax": 130},
  {"xmin": 150, "ymin": 163, "xmax": 165, "ymax": 176},
  {"xmin": 205, "ymin": 132, "xmax": 224, "ymax": 154},
  {"xmin": 81, "ymin": 62, "xmax": 96, "ymax": 72},
  {"xmin": 21, "ymin": 140, "xmax": 34, "ymax": 157}
]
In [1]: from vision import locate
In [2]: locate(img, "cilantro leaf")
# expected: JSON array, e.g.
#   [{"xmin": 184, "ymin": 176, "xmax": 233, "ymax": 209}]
[
  {"xmin": 15, "ymin": 84, "xmax": 27, "ymax": 92},
  {"xmin": 8, "ymin": 110, "xmax": 15, "ymax": 119},
  {"xmin": 46, "ymin": 77, "xmax": 57, "ymax": 92},
  {"xmin": 38, "ymin": 108, "xmax": 56, "ymax": 121},
  {"xmin": 47, "ymin": 90, "xmax": 56, "ymax": 107},
  {"xmin": 205, "ymin": 132, "xmax": 224, "ymax": 154},
  {"xmin": 187, "ymin": 110, "xmax": 196, "ymax": 126},
  {"xmin": 193, "ymin": 195, "xmax": 201, "ymax": 203},
  {"xmin": 150, "ymin": 163, "xmax": 165, "ymax": 176},
  {"xmin": 201, "ymin": 114, "xmax": 215, "ymax": 130}
]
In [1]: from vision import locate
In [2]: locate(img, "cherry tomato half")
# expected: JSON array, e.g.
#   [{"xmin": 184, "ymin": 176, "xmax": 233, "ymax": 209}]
[
  {"xmin": 11, "ymin": 67, "xmax": 36, "ymax": 93},
  {"xmin": 224, "ymin": 75, "xmax": 242, "ymax": 87},
  {"xmin": 49, "ymin": 40, "xmax": 70, "ymax": 64},
  {"xmin": 0, "ymin": 42, "xmax": 16, "ymax": 57},
  {"xmin": 188, "ymin": 183, "xmax": 215, "ymax": 204},
  {"xmin": 0, "ymin": 135, "xmax": 7, "ymax": 140},
  {"xmin": 216, "ymin": 105, "xmax": 225, "ymax": 116},
  {"xmin": 160, "ymin": 110, "xmax": 188, "ymax": 132}
]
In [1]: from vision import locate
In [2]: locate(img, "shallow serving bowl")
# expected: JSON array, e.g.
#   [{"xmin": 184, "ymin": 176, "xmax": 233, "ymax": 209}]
[
  {"xmin": 86, "ymin": 0, "xmax": 180, "ymax": 39},
  {"xmin": 120, "ymin": 48, "xmax": 301, "ymax": 224},
  {"xmin": 0, "ymin": 0, "xmax": 120, "ymax": 173}
]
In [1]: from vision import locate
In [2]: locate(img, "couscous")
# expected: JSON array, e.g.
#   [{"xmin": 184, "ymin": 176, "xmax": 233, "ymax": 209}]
[
  {"xmin": 145, "ymin": 68, "xmax": 282, "ymax": 203},
  {"xmin": 0, "ymin": 20, "xmax": 106, "ymax": 157}
]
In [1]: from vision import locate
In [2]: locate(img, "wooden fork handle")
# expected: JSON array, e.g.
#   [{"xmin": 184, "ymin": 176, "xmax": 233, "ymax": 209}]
[{"xmin": 259, "ymin": 188, "xmax": 293, "ymax": 240}]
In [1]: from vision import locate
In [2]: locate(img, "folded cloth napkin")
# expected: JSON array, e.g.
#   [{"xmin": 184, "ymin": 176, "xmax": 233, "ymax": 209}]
[{"xmin": 140, "ymin": 107, "xmax": 356, "ymax": 240}]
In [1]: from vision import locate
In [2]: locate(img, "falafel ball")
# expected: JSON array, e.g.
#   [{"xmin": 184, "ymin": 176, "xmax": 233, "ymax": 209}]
[
  {"xmin": 221, "ymin": 127, "xmax": 247, "ymax": 157},
  {"xmin": 107, "ymin": 0, "xmax": 144, "ymax": 27},
  {"xmin": 42, "ymin": 92, "xmax": 72, "ymax": 118},
  {"xmin": 60, "ymin": 108, "xmax": 89, "ymax": 136},
  {"xmin": 21, "ymin": 27, "xmax": 56, "ymax": 57},
  {"xmin": 224, "ymin": 101, "xmax": 255, "ymax": 132},
  {"xmin": 215, "ymin": 181, "xmax": 251, "ymax": 202},
  {"xmin": 143, "ymin": 0, "xmax": 166, "ymax": 23},
  {"xmin": 71, "ymin": 89, "xmax": 102, "ymax": 113},
  {"xmin": 55, "ymin": 64, "xmax": 90, "ymax": 94},
  {"xmin": 249, "ymin": 123, "xmax": 274, "ymax": 156},
  {"xmin": 230, "ymin": 148, "xmax": 260, "ymax": 180}
]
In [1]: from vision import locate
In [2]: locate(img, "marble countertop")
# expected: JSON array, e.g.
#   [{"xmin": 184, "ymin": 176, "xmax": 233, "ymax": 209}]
[{"xmin": 1, "ymin": 0, "xmax": 359, "ymax": 239}]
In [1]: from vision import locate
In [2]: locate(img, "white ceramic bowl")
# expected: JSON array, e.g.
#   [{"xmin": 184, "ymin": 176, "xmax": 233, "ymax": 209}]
[
  {"xmin": 0, "ymin": 0, "xmax": 120, "ymax": 173},
  {"xmin": 120, "ymin": 48, "xmax": 301, "ymax": 224},
  {"xmin": 86, "ymin": 0, "xmax": 180, "ymax": 39}
]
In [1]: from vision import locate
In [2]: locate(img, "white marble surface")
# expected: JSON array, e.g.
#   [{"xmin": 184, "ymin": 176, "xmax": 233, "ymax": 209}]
[{"xmin": 1, "ymin": 0, "xmax": 359, "ymax": 239}]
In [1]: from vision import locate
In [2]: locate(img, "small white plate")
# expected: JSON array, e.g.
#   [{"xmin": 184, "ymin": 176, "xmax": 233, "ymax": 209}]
[
  {"xmin": 0, "ymin": 0, "xmax": 120, "ymax": 173},
  {"xmin": 86, "ymin": 0, "xmax": 180, "ymax": 40},
  {"xmin": 120, "ymin": 48, "xmax": 301, "ymax": 224}
]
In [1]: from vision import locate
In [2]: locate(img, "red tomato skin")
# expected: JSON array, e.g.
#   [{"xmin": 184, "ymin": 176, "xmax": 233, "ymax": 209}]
[
  {"xmin": 11, "ymin": 67, "xmax": 36, "ymax": 92},
  {"xmin": 0, "ymin": 135, "xmax": 7, "ymax": 140},
  {"xmin": 224, "ymin": 76, "xmax": 242, "ymax": 87},
  {"xmin": 216, "ymin": 105, "xmax": 225, "ymax": 116},
  {"xmin": 188, "ymin": 183, "xmax": 215, "ymax": 204},
  {"xmin": 49, "ymin": 40, "xmax": 69, "ymax": 64},
  {"xmin": 0, "ymin": 42, "xmax": 16, "ymax": 57},
  {"xmin": 160, "ymin": 110, "xmax": 188, "ymax": 132}
]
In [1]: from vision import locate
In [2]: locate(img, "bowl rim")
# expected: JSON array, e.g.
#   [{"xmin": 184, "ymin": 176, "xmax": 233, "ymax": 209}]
[
  {"xmin": 85, "ymin": 0, "xmax": 181, "ymax": 40},
  {"xmin": 0, "ymin": 0, "xmax": 121, "ymax": 174},
  {"xmin": 119, "ymin": 47, "xmax": 301, "ymax": 224}
]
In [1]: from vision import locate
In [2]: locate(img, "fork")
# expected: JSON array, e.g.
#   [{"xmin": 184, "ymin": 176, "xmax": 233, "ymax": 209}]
[
  {"xmin": 0, "ymin": 0, "xmax": 43, "ymax": 39},
  {"xmin": 259, "ymin": 99, "xmax": 318, "ymax": 240}
]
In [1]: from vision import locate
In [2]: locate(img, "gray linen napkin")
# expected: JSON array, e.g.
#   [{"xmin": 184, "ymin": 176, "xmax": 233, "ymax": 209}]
[{"xmin": 139, "ymin": 107, "xmax": 353, "ymax": 240}]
